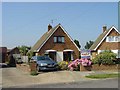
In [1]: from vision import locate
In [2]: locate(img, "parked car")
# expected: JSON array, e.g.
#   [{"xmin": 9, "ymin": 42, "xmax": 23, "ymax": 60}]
[
  {"xmin": 0, "ymin": 63, "xmax": 8, "ymax": 68},
  {"xmin": 31, "ymin": 56, "xmax": 58, "ymax": 72}
]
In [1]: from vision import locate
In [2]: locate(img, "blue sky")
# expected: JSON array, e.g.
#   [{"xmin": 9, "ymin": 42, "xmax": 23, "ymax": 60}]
[{"xmin": 2, "ymin": 2, "xmax": 118, "ymax": 49}]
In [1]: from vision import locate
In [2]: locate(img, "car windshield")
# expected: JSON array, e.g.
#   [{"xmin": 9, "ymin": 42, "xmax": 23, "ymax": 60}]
[{"xmin": 37, "ymin": 56, "xmax": 51, "ymax": 61}]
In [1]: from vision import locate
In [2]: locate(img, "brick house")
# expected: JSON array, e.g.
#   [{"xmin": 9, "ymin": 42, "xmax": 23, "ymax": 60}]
[
  {"xmin": 90, "ymin": 26, "xmax": 120, "ymax": 59},
  {"xmin": 7, "ymin": 47, "xmax": 20, "ymax": 56},
  {"xmin": 31, "ymin": 24, "xmax": 80, "ymax": 62}
]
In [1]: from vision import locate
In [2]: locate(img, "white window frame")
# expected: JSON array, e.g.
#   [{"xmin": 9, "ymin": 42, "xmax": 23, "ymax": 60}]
[
  {"xmin": 54, "ymin": 36, "xmax": 65, "ymax": 43},
  {"xmin": 106, "ymin": 36, "xmax": 120, "ymax": 42}
]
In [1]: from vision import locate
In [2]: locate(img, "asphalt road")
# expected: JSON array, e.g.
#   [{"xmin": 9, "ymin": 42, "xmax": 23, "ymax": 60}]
[{"xmin": 13, "ymin": 78, "xmax": 118, "ymax": 88}]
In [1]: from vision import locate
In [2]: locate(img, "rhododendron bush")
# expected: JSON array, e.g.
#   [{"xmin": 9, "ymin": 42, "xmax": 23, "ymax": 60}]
[{"xmin": 68, "ymin": 58, "xmax": 92, "ymax": 71}]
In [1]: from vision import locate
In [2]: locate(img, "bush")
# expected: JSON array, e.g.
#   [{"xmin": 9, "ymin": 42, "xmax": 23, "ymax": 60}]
[
  {"xmin": 30, "ymin": 71, "xmax": 38, "ymax": 76},
  {"xmin": 58, "ymin": 61, "xmax": 68, "ymax": 70},
  {"xmin": 68, "ymin": 59, "xmax": 81, "ymax": 71},
  {"xmin": 92, "ymin": 50, "xmax": 117, "ymax": 65},
  {"xmin": 68, "ymin": 59, "xmax": 92, "ymax": 71}
]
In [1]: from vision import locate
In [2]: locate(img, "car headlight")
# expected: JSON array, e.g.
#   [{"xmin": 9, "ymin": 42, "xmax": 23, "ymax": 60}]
[{"xmin": 40, "ymin": 63, "xmax": 48, "ymax": 66}]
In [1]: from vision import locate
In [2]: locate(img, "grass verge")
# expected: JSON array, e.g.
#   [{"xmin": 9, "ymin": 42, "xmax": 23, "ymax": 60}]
[{"xmin": 85, "ymin": 73, "xmax": 120, "ymax": 79}]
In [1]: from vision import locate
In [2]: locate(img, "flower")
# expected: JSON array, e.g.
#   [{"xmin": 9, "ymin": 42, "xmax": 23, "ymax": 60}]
[{"xmin": 68, "ymin": 58, "xmax": 92, "ymax": 71}]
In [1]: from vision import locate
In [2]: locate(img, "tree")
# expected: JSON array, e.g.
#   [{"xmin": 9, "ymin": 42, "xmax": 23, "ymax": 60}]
[
  {"xmin": 74, "ymin": 39, "xmax": 81, "ymax": 48},
  {"xmin": 27, "ymin": 51, "xmax": 34, "ymax": 62},
  {"xmin": 84, "ymin": 40, "xmax": 94, "ymax": 49},
  {"xmin": 18, "ymin": 45, "xmax": 31, "ymax": 56}
]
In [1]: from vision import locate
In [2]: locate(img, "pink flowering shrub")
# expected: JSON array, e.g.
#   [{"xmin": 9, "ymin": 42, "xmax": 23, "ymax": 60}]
[{"xmin": 68, "ymin": 58, "xmax": 92, "ymax": 71}]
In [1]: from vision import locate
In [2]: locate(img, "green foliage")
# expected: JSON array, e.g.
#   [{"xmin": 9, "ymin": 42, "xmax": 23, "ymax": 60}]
[
  {"xmin": 18, "ymin": 45, "xmax": 31, "ymax": 55},
  {"xmin": 92, "ymin": 50, "xmax": 117, "ymax": 65},
  {"xmin": 84, "ymin": 40, "xmax": 94, "ymax": 49},
  {"xmin": 85, "ymin": 73, "xmax": 120, "ymax": 79},
  {"xmin": 58, "ymin": 61, "xmax": 68, "ymax": 70},
  {"xmin": 27, "ymin": 51, "xmax": 34, "ymax": 62},
  {"xmin": 30, "ymin": 71, "xmax": 38, "ymax": 76},
  {"xmin": 74, "ymin": 39, "xmax": 81, "ymax": 48}
]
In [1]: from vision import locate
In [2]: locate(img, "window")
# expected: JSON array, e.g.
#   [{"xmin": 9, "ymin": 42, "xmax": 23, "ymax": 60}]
[
  {"xmin": 106, "ymin": 36, "xmax": 120, "ymax": 42},
  {"xmin": 54, "ymin": 37, "xmax": 57, "ymax": 43},
  {"xmin": 108, "ymin": 36, "xmax": 114, "ymax": 42},
  {"xmin": 54, "ymin": 36, "xmax": 65, "ymax": 43}
]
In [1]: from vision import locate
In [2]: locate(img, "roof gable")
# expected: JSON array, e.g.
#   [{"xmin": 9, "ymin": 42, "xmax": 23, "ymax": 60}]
[
  {"xmin": 90, "ymin": 26, "xmax": 120, "ymax": 51},
  {"xmin": 31, "ymin": 24, "xmax": 80, "ymax": 52}
]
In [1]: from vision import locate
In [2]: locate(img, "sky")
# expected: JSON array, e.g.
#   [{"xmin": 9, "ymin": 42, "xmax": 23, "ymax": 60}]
[{"xmin": 2, "ymin": 2, "xmax": 118, "ymax": 49}]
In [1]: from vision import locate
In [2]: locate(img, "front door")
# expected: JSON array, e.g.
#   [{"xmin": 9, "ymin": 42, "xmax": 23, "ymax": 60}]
[
  {"xmin": 63, "ymin": 51, "xmax": 73, "ymax": 62},
  {"xmin": 49, "ymin": 52, "xmax": 56, "ymax": 62}
]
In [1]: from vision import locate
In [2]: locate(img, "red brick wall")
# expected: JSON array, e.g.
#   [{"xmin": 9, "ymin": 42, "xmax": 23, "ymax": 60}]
[{"xmin": 38, "ymin": 26, "xmax": 80, "ymax": 59}]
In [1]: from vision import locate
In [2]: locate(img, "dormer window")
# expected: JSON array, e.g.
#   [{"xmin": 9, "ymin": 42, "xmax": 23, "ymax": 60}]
[{"xmin": 54, "ymin": 36, "xmax": 65, "ymax": 43}]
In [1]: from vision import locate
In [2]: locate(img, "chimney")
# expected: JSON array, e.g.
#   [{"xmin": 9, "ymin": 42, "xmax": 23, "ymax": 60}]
[
  {"xmin": 103, "ymin": 25, "xmax": 107, "ymax": 33},
  {"xmin": 48, "ymin": 24, "xmax": 52, "ymax": 31}
]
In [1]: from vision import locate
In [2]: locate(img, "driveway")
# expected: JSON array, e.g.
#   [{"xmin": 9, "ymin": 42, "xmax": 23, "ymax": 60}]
[
  {"xmin": 1, "ymin": 67, "xmax": 93, "ymax": 88},
  {"xmin": 1, "ymin": 67, "xmax": 119, "ymax": 88}
]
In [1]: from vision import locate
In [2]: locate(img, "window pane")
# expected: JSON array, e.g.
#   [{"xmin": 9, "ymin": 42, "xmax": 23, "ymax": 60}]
[
  {"xmin": 115, "ymin": 36, "xmax": 118, "ymax": 42},
  {"xmin": 108, "ymin": 36, "xmax": 114, "ymax": 42},
  {"xmin": 58, "ymin": 37, "xmax": 62, "ymax": 42},
  {"xmin": 62, "ymin": 37, "xmax": 64, "ymax": 42},
  {"xmin": 54, "ymin": 37, "xmax": 57, "ymax": 42}
]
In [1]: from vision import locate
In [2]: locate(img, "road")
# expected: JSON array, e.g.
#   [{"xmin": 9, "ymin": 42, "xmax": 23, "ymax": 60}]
[{"xmin": 12, "ymin": 78, "xmax": 118, "ymax": 88}]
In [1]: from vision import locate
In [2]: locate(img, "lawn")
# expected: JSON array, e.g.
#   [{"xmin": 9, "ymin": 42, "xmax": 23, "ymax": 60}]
[{"xmin": 85, "ymin": 73, "xmax": 120, "ymax": 79}]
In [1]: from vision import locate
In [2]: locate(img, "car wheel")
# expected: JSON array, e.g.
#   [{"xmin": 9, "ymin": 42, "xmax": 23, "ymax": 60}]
[{"xmin": 36, "ymin": 65, "xmax": 40, "ymax": 72}]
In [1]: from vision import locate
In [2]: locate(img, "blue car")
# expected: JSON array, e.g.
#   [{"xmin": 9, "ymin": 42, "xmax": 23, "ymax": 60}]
[{"xmin": 31, "ymin": 56, "xmax": 58, "ymax": 72}]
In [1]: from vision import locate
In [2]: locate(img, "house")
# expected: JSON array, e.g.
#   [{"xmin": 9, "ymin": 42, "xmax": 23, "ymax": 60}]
[
  {"xmin": 0, "ymin": 47, "xmax": 7, "ymax": 63},
  {"xmin": 90, "ymin": 26, "xmax": 120, "ymax": 60},
  {"xmin": 31, "ymin": 23, "xmax": 80, "ymax": 62},
  {"xmin": 7, "ymin": 47, "xmax": 20, "ymax": 59},
  {"xmin": 7, "ymin": 47, "xmax": 20, "ymax": 55}
]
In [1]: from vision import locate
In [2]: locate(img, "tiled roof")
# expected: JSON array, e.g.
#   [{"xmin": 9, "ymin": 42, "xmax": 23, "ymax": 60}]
[{"xmin": 30, "ymin": 24, "xmax": 60, "ymax": 52}]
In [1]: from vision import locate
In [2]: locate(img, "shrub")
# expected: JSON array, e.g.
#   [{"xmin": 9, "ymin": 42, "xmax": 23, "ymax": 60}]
[
  {"xmin": 58, "ymin": 61, "xmax": 68, "ymax": 70},
  {"xmin": 92, "ymin": 50, "xmax": 117, "ymax": 65},
  {"xmin": 68, "ymin": 58, "xmax": 92, "ymax": 71},
  {"xmin": 68, "ymin": 59, "xmax": 81, "ymax": 71},
  {"xmin": 30, "ymin": 71, "xmax": 38, "ymax": 76}
]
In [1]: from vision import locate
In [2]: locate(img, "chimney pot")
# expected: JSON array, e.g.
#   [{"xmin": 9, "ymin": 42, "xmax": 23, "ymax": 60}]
[
  {"xmin": 48, "ymin": 24, "xmax": 52, "ymax": 31},
  {"xmin": 103, "ymin": 26, "xmax": 107, "ymax": 33}
]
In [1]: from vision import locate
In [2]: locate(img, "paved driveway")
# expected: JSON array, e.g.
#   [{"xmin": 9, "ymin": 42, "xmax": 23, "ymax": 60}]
[
  {"xmin": 1, "ymin": 67, "xmax": 119, "ymax": 88},
  {"xmin": 1, "ymin": 67, "xmax": 93, "ymax": 88}
]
